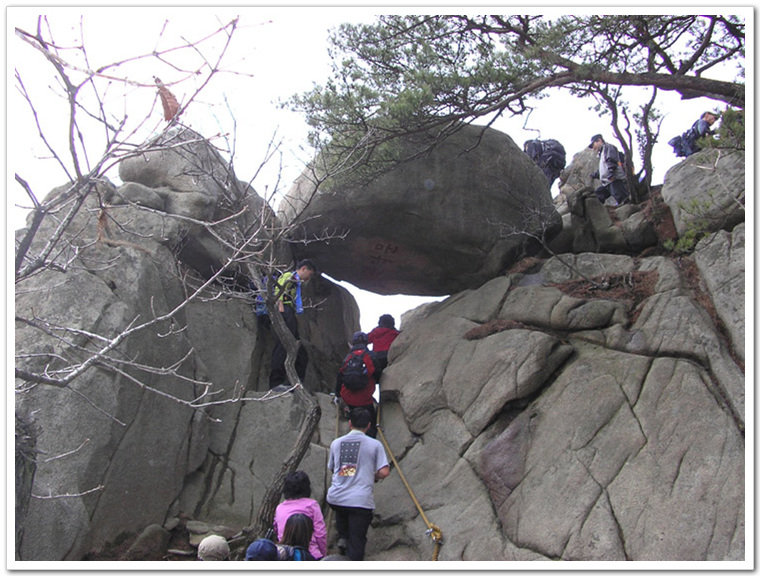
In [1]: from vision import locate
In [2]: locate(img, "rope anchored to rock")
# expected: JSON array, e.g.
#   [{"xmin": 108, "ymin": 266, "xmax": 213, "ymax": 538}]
[{"xmin": 375, "ymin": 399, "xmax": 444, "ymax": 561}]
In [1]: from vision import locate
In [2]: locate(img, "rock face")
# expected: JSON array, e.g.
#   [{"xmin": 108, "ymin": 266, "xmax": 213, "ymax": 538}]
[
  {"xmin": 14, "ymin": 133, "xmax": 358, "ymax": 560},
  {"xmin": 661, "ymin": 149, "xmax": 745, "ymax": 236},
  {"xmin": 373, "ymin": 249, "xmax": 744, "ymax": 561},
  {"xmin": 549, "ymin": 147, "xmax": 658, "ymax": 255},
  {"xmin": 279, "ymin": 123, "xmax": 562, "ymax": 296},
  {"xmin": 15, "ymin": 129, "xmax": 745, "ymax": 563}
]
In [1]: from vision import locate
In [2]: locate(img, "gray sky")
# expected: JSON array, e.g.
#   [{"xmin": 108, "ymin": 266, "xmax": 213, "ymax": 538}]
[{"xmin": 10, "ymin": 8, "xmax": 743, "ymax": 331}]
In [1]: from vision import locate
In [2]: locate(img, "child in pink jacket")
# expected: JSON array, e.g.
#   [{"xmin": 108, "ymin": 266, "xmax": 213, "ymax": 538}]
[{"xmin": 273, "ymin": 471, "xmax": 327, "ymax": 559}]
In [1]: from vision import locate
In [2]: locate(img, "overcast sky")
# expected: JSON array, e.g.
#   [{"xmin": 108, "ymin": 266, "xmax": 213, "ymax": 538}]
[{"xmin": 10, "ymin": 8, "xmax": 745, "ymax": 332}]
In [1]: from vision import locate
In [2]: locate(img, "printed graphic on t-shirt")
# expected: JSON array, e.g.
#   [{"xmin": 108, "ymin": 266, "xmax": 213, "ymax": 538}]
[{"xmin": 338, "ymin": 440, "xmax": 361, "ymax": 477}]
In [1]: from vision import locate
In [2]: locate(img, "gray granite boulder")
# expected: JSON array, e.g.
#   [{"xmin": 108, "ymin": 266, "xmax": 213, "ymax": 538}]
[
  {"xmin": 279, "ymin": 124, "xmax": 562, "ymax": 296},
  {"xmin": 693, "ymin": 223, "xmax": 745, "ymax": 363},
  {"xmin": 661, "ymin": 149, "xmax": 745, "ymax": 237}
]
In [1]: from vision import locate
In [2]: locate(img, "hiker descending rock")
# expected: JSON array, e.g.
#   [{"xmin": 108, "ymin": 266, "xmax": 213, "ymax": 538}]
[
  {"xmin": 334, "ymin": 332, "xmax": 378, "ymax": 438},
  {"xmin": 523, "ymin": 138, "xmax": 567, "ymax": 190},
  {"xmin": 588, "ymin": 134, "xmax": 629, "ymax": 207},
  {"xmin": 326, "ymin": 408, "xmax": 390, "ymax": 561},
  {"xmin": 269, "ymin": 260, "xmax": 317, "ymax": 390},
  {"xmin": 668, "ymin": 111, "xmax": 719, "ymax": 158},
  {"xmin": 367, "ymin": 314, "xmax": 400, "ymax": 381}
]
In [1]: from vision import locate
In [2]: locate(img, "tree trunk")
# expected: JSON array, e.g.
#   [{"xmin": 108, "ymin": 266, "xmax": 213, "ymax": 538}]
[{"xmin": 227, "ymin": 388, "xmax": 320, "ymax": 556}]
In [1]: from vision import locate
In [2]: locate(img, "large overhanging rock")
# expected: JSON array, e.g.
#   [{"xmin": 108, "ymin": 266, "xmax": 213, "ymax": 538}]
[{"xmin": 278, "ymin": 124, "xmax": 562, "ymax": 296}]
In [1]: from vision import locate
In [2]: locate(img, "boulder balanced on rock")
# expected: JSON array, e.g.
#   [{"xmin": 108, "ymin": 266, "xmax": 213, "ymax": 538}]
[{"xmin": 278, "ymin": 124, "xmax": 562, "ymax": 296}]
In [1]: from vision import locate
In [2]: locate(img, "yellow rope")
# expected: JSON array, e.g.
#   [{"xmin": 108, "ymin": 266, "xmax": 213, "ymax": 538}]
[
  {"xmin": 376, "ymin": 398, "xmax": 443, "ymax": 560},
  {"xmin": 324, "ymin": 406, "xmax": 341, "ymax": 547}
]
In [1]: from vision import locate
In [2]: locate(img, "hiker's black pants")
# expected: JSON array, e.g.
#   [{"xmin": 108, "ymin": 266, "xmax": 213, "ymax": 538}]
[
  {"xmin": 330, "ymin": 504, "xmax": 373, "ymax": 561},
  {"xmin": 594, "ymin": 179, "xmax": 628, "ymax": 204},
  {"xmin": 372, "ymin": 351, "xmax": 389, "ymax": 380},
  {"xmin": 269, "ymin": 305, "xmax": 308, "ymax": 388}
]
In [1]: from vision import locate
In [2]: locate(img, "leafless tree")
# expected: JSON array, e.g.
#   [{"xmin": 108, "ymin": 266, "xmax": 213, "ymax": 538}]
[{"xmin": 13, "ymin": 16, "xmax": 352, "ymax": 558}]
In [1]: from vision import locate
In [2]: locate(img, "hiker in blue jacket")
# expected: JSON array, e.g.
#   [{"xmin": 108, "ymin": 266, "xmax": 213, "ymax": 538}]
[{"xmin": 668, "ymin": 111, "xmax": 719, "ymax": 158}]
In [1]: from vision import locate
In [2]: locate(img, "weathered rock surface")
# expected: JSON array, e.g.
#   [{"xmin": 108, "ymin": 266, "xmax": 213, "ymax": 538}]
[
  {"xmin": 661, "ymin": 149, "xmax": 745, "ymax": 236},
  {"xmin": 16, "ymin": 129, "xmax": 745, "ymax": 563},
  {"xmin": 373, "ymin": 251, "xmax": 744, "ymax": 561},
  {"xmin": 558, "ymin": 147, "xmax": 600, "ymax": 201},
  {"xmin": 279, "ymin": 123, "xmax": 562, "ymax": 296},
  {"xmin": 549, "ymin": 147, "xmax": 657, "ymax": 255},
  {"xmin": 14, "ymin": 140, "xmax": 358, "ymax": 560},
  {"xmin": 118, "ymin": 127, "xmax": 240, "ymax": 221},
  {"xmin": 693, "ymin": 223, "xmax": 745, "ymax": 363}
]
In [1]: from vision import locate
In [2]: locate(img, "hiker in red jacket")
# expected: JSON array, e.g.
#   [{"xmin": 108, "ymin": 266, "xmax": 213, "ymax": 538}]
[
  {"xmin": 334, "ymin": 332, "xmax": 378, "ymax": 438},
  {"xmin": 367, "ymin": 314, "xmax": 400, "ymax": 380}
]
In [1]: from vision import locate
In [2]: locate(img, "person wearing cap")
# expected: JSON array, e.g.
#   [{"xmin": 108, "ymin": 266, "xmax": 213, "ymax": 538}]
[
  {"xmin": 334, "ymin": 331, "xmax": 378, "ymax": 438},
  {"xmin": 326, "ymin": 407, "xmax": 390, "ymax": 560},
  {"xmin": 268, "ymin": 259, "xmax": 317, "ymax": 390},
  {"xmin": 197, "ymin": 534, "xmax": 230, "ymax": 561},
  {"xmin": 669, "ymin": 111, "xmax": 720, "ymax": 157},
  {"xmin": 588, "ymin": 134, "xmax": 629, "ymax": 206},
  {"xmin": 245, "ymin": 538, "xmax": 279, "ymax": 561}
]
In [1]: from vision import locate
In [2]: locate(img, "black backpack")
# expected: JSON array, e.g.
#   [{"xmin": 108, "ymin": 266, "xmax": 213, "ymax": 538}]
[
  {"xmin": 542, "ymin": 139, "xmax": 566, "ymax": 168},
  {"xmin": 341, "ymin": 350, "xmax": 369, "ymax": 391}
]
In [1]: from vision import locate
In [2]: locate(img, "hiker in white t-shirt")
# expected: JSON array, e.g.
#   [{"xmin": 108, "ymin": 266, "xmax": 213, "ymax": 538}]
[{"xmin": 326, "ymin": 408, "xmax": 390, "ymax": 560}]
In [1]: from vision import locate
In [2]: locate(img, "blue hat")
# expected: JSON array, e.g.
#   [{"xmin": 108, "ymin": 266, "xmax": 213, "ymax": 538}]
[
  {"xmin": 352, "ymin": 331, "xmax": 368, "ymax": 344},
  {"xmin": 245, "ymin": 538, "xmax": 278, "ymax": 561}
]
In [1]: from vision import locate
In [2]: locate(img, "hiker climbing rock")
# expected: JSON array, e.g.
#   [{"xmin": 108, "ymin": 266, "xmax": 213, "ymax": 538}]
[
  {"xmin": 326, "ymin": 408, "xmax": 390, "ymax": 561},
  {"xmin": 273, "ymin": 471, "xmax": 327, "ymax": 560},
  {"xmin": 523, "ymin": 138, "xmax": 567, "ymax": 189},
  {"xmin": 277, "ymin": 514, "xmax": 318, "ymax": 560},
  {"xmin": 334, "ymin": 332, "xmax": 378, "ymax": 438},
  {"xmin": 268, "ymin": 259, "xmax": 317, "ymax": 390},
  {"xmin": 668, "ymin": 111, "xmax": 719, "ymax": 158},
  {"xmin": 588, "ymin": 134, "xmax": 629, "ymax": 207},
  {"xmin": 367, "ymin": 314, "xmax": 399, "ymax": 380}
]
